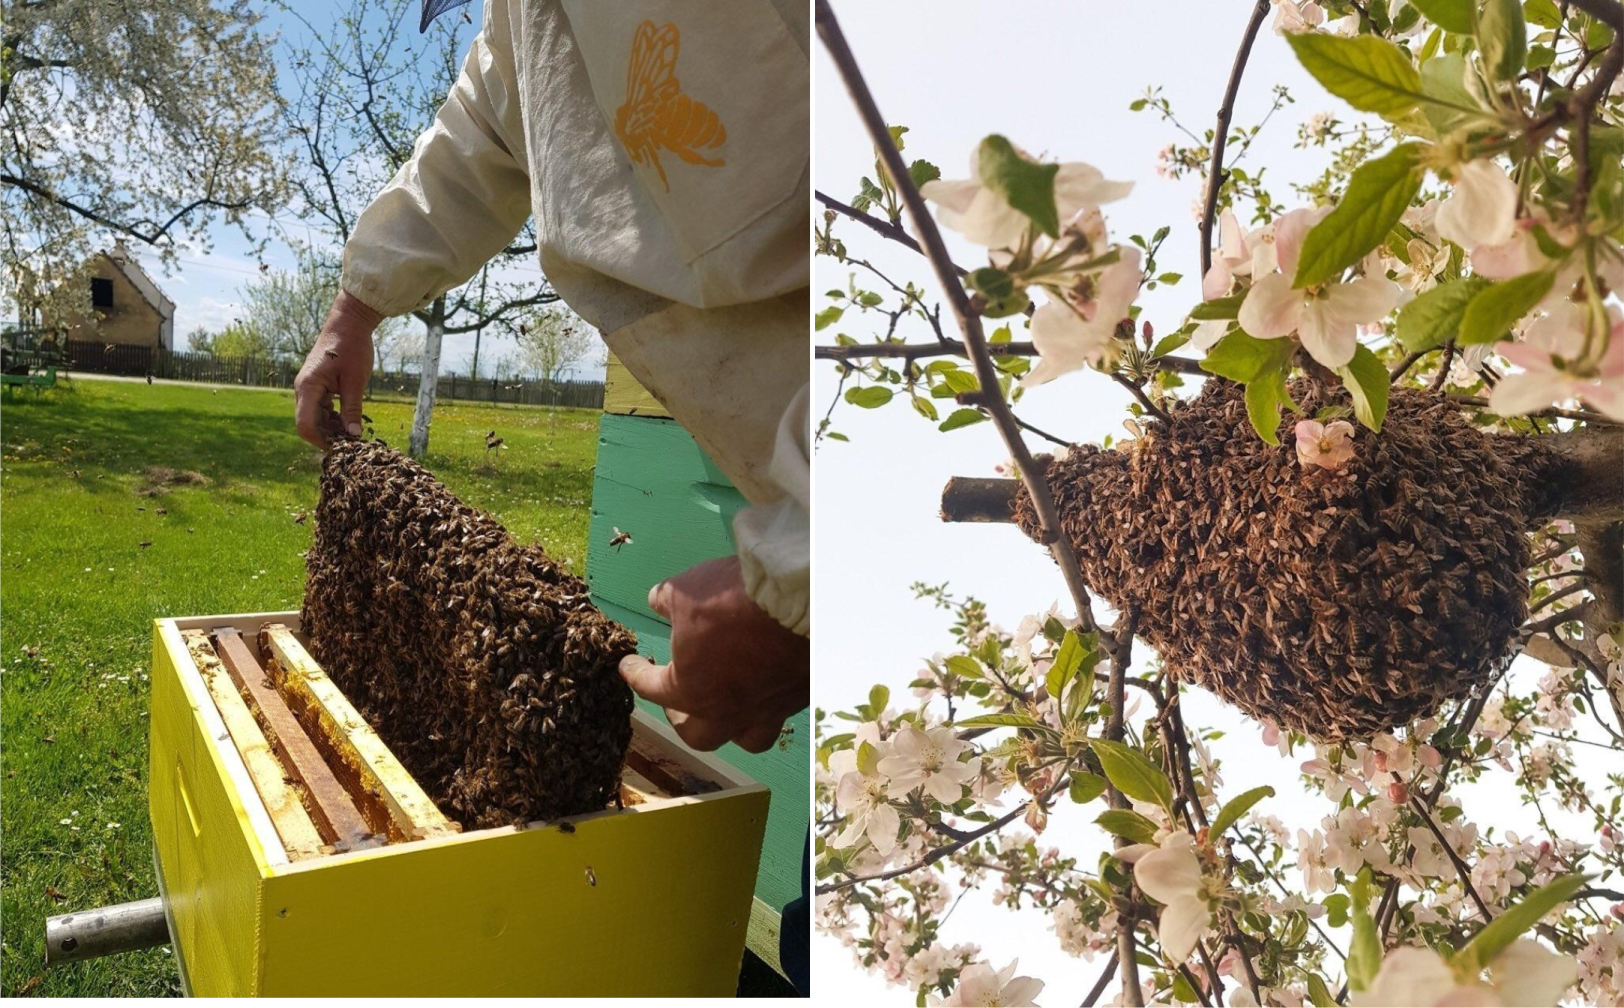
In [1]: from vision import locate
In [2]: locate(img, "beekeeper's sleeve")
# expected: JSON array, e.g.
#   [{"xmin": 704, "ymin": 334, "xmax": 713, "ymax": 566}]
[
  {"xmin": 732, "ymin": 383, "xmax": 810, "ymax": 637},
  {"xmin": 340, "ymin": 9, "xmax": 530, "ymax": 317}
]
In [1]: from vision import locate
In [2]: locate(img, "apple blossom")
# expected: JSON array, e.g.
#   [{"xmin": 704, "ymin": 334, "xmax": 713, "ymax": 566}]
[
  {"xmin": 922, "ymin": 151, "xmax": 1132, "ymax": 250},
  {"xmin": 1355, "ymin": 939, "xmax": 1576, "ymax": 1007},
  {"xmin": 1023, "ymin": 248, "xmax": 1143, "ymax": 386},
  {"xmin": 930, "ymin": 959, "xmax": 1045, "ymax": 1007},
  {"xmin": 878, "ymin": 724, "xmax": 982, "ymax": 804},
  {"xmin": 1435, "ymin": 160, "xmax": 1519, "ymax": 253},
  {"xmin": 1490, "ymin": 304, "xmax": 1624, "ymax": 422},
  {"xmin": 1202, "ymin": 209, "xmax": 1276, "ymax": 299},
  {"xmin": 1395, "ymin": 238, "xmax": 1451, "ymax": 293},
  {"xmin": 1238, "ymin": 207, "xmax": 1399, "ymax": 368},
  {"xmin": 1132, "ymin": 831, "xmax": 1214, "ymax": 963},
  {"xmin": 1293, "ymin": 419, "xmax": 1356, "ymax": 470},
  {"xmin": 831, "ymin": 741, "xmax": 903, "ymax": 855},
  {"xmin": 1272, "ymin": 0, "xmax": 1325, "ymax": 34}
]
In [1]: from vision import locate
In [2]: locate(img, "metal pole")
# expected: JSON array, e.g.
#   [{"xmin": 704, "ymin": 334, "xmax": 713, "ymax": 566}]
[{"xmin": 44, "ymin": 897, "xmax": 170, "ymax": 966}]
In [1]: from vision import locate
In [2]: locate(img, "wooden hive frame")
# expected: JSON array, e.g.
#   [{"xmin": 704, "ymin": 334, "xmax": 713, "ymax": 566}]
[{"xmin": 151, "ymin": 611, "xmax": 770, "ymax": 995}]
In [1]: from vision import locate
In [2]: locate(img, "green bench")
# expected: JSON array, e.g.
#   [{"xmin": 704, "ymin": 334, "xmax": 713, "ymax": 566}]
[{"xmin": 1, "ymin": 365, "xmax": 59, "ymax": 391}]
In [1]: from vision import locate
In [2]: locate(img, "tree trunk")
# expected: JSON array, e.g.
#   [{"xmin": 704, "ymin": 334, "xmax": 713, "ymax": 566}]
[{"xmin": 409, "ymin": 298, "xmax": 445, "ymax": 459}]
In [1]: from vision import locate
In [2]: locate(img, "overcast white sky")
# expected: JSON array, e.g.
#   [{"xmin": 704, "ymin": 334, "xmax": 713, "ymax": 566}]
[{"xmin": 810, "ymin": 1, "xmax": 1601, "ymax": 1003}]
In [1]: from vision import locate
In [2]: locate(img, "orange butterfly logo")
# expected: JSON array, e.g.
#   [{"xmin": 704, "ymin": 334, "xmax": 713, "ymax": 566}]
[{"xmin": 613, "ymin": 21, "xmax": 727, "ymax": 192}]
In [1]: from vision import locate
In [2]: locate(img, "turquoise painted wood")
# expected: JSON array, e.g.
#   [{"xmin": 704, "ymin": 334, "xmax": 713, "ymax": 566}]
[{"xmin": 586, "ymin": 412, "xmax": 809, "ymax": 919}]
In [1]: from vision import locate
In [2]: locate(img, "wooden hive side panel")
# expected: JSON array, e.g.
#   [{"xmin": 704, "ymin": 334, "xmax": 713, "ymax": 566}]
[
  {"xmin": 256, "ymin": 785, "xmax": 770, "ymax": 996},
  {"xmin": 149, "ymin": 619, "xmax": 274, "ymax": 996}
]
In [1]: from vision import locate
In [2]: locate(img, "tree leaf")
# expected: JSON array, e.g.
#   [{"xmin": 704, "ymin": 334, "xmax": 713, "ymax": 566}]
[
  {"xmin": 908, "ymin": 158, "xmax": 941, "ymax": 189},
  {"xmin": 1523, "ymin": 0, "xmax": 1563, "ymax": 28},
  {"xmin": 1209, "ymin": 785, "xmax": 1276, "ymax": 839},
  {"xmin": 1459, "ymin": 270, "xmax": 1555, "ymax": 345},
  {"xmin": 844, "ymin": 385, "xmax": 894, "ymax": 408},
  {"xmin": 1348, "ymin": 870, "xmax": 1382, "ymax": 992},
  {"xmin": 945, "ymin": 655, "xmax": 984, "ymax": 680},
  {"xmin": 1045, "ymin": 630, "xmax": 1085, "ymax": 701},
  {"xmin": 1070, "ymin": 771, "xmax": 1107, "ymax": 805},
  {"xmin": 1294, "ymin": 143, "xmax": 1424, "ymax": 288},
  {"xmin": 1090, "ymin": 739, "xmax": 1175, "ymax": 810},
  {"xmin": 1306, "ymin": 973, "xmax": 1338, "ymax": 1008},
  {"xmin": 1477, "ymin": 0, "xmax": 1528, "ymax": 83},
  {"xmin": 1190, "ymin": 292, "xmax": 1248, "ymax": 320},
  {"xmin": 1095, "ymin": 808, "xmax": 1160, "ymax": 844},
  {"xmin": 1394, "ymin": 276, "xmax": 1491, "ymax": 352},
  {"xmin": 1245, "ymin": 367, "xmax": 1289, "ymax": 445},
  {"xmin": 938, "ymin": 408, "xmax": 987, "ymax": 432},
  {"xmin": 1286, "ymin": 33, "xmax": 1428, "ymax": 121},
  {"xmin": 1336, "ymin": 344, "xmax": 1390, "ymax": 432},
  {"xmin": 1200, "ymin": 329, "xmax": 1296, "ymax": 383},
  {"xmin": 976, "ymin": 134, "xmax": 1061, "ymax": 238},
  {"xmin": 1150, "ymin": 332, "xmax": 1191, "ymax": 358},
  {"xmin": 956, "ymin": 712, "xmax": 1058, "ymax": 735},
  {"xmin": 1452, "ymin": 873, "xmax": 1586, "ymax": 976},
  {"xmin": 815, "ymin": 305, "xmax": 844, "ymax": 331},
  {"xmin": 1410, "ymin": 0, "xmax": 1475, "ymax": 32}
]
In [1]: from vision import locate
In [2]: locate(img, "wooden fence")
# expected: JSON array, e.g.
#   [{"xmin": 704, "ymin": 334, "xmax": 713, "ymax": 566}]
[{"xmin": 49, "ymin": 340, "xmax": 604, "ymax": 410}]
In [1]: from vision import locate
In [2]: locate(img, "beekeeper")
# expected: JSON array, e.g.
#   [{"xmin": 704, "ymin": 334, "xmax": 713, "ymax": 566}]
[{"xmin": 293, "ymin": 3, "xmax": 807, "ymax": 761}]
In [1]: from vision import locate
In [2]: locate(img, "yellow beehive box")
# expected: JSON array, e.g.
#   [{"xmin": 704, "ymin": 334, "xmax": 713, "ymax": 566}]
[{"xmin": 149, "ymin": 612, "xmax": 769, "ymax": 997}]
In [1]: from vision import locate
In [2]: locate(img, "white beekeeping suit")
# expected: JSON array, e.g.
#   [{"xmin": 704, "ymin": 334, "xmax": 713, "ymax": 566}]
[{"xmin": 340, "ymin": 0, "xmax": 809, "ymax": 635}]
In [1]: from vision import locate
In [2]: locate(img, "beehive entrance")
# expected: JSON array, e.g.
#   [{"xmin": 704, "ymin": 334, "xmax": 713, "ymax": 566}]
[{"xmin": 1008, "ymin": 380, "xmax": 1548, "ymax": 740}]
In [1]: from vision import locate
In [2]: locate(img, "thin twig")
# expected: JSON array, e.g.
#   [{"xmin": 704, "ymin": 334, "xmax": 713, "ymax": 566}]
[
  {"xmin": 1198, "ymin": 0, "xmax": 1274, "ymax": 278},
  {"xmin": 1111, "ymin": 372, "xmax": 1174, "ymax": 425},
  {"xmin": 1081, "ymin": 950, "xmax": 1120, "ymax": 1007},
  {"xmin": 1408, "ymin": 783, "xmax": 1495, "ymax": 920},
  {"xmin": 816, "ymin": 339, "xmax": 1208, "ymax": 376},
  {"xmin": 816, "ymin": 0, "xmax": 1111, "ymax": 651},
  {"xmin": 817, "ymin": 189, "xmax": 946, "ymax": 267},
  {"xmin": 815, "ymin": 774, "xmax": 1069, "ymax": 895}
]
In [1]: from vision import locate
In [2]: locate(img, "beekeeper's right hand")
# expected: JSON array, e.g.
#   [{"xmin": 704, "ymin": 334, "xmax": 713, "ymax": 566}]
[{"xmin": 295, "ymin": 291, "xmax": 381, "ymax": 449}]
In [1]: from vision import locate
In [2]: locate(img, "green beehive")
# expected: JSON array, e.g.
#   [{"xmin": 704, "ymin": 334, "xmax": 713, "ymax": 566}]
[{"xmin": 585, "ymin": 355, "xmax": 809, "ymax": 978}]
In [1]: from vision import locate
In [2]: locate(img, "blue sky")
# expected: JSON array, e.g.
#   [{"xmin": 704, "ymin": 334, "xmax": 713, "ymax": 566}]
[{"xmin": 131, "ymin": 0, "xmax": 600, "ymax": 379}]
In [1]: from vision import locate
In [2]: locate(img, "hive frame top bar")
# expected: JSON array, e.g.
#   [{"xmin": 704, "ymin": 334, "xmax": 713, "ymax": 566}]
[{"xmin": 156, "ymin": 611, "xmax": 764, "ymax": 875}]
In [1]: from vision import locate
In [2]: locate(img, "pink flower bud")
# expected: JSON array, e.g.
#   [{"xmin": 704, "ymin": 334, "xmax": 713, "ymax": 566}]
[{"xmin": 1387, "ymin": 781, "xmax": 1409, "ymax": 803}]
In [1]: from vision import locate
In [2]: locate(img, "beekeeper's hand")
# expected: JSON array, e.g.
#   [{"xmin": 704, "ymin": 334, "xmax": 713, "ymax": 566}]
[
  {"xmin": 295, "ymin": 291, "xmax": 381, "ymax": 449},
  {"xmin": 619, "ymin": 555, "xmax": 809, "ymax": 754}
]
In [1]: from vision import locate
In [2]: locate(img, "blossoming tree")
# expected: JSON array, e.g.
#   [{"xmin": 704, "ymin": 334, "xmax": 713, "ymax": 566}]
[{"xmin": 813, "ymin": 0, "xmax": 1624, "ymax": 1004}]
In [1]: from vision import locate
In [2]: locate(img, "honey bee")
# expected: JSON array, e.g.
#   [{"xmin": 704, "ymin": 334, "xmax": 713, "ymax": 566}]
[
  {"xmin": 609, "ymin": 527, "xmax": 633, "ymax": 551},
  {"xmin": 613, "ymin": 21, "xmax": 726, "ymax": 192}
]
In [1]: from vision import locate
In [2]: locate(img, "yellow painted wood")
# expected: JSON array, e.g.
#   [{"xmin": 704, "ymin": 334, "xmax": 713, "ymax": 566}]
[
  {"xmin": 256, "ymin": 788, "xmax": 770, "ymax": 996},
  {"xmin": 603, "ymin": 352, "xmax": 670, "ymax": 418},
  {"xmin": 181, "ymin": 630, "xmax": 325, "ymax": 861},
  {"xmin": 150, "ymin": 619, "xmax": 279, "ymax": 996},
  {"xmin": 152, "ymin": 612, "xmax": 770, "ymax": 996},
  {"xmin": 259, "ymin": 624, "xmax": 457, "ymax": 842}
]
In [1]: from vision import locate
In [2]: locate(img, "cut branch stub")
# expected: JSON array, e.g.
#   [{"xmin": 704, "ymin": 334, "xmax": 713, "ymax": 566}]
[{"xmin": 942, "ymin": 382, "xmax": 1611, "ymax": 739}]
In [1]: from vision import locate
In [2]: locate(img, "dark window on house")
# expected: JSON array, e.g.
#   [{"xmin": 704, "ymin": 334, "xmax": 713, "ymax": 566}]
[{"xmin": 91, "ymin": 277, "xmax": 114, "ymax": 308}]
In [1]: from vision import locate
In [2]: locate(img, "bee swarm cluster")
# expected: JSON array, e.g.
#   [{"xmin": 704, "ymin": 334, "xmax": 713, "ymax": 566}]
[
  {"xmin": 1012, "ymin": 380, "xmax": 1562, "ymax": 740},
  {"xmin": 302, "ymin": 441, "xmax": 637, "ymax": 828}
]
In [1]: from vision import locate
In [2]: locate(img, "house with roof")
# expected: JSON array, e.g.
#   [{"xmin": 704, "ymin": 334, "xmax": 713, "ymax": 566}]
[{"xmin": 63, "ymin": 241, "xmax": 176, "ymax": 349}]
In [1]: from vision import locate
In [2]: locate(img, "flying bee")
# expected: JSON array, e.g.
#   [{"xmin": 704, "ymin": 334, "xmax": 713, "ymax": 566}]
[
  {"xmin": 609, "ymin": 527, "xmax": 633, "ymax": 551},
  {"xmin": 612, "ymin": 21, "xmax": 726, "ymax": 192}
]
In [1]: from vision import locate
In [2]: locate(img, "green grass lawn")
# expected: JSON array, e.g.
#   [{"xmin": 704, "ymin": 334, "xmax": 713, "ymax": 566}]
[{"xmin": 0, "ymin": 377, "xmax": 600, "ymax": 996}]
